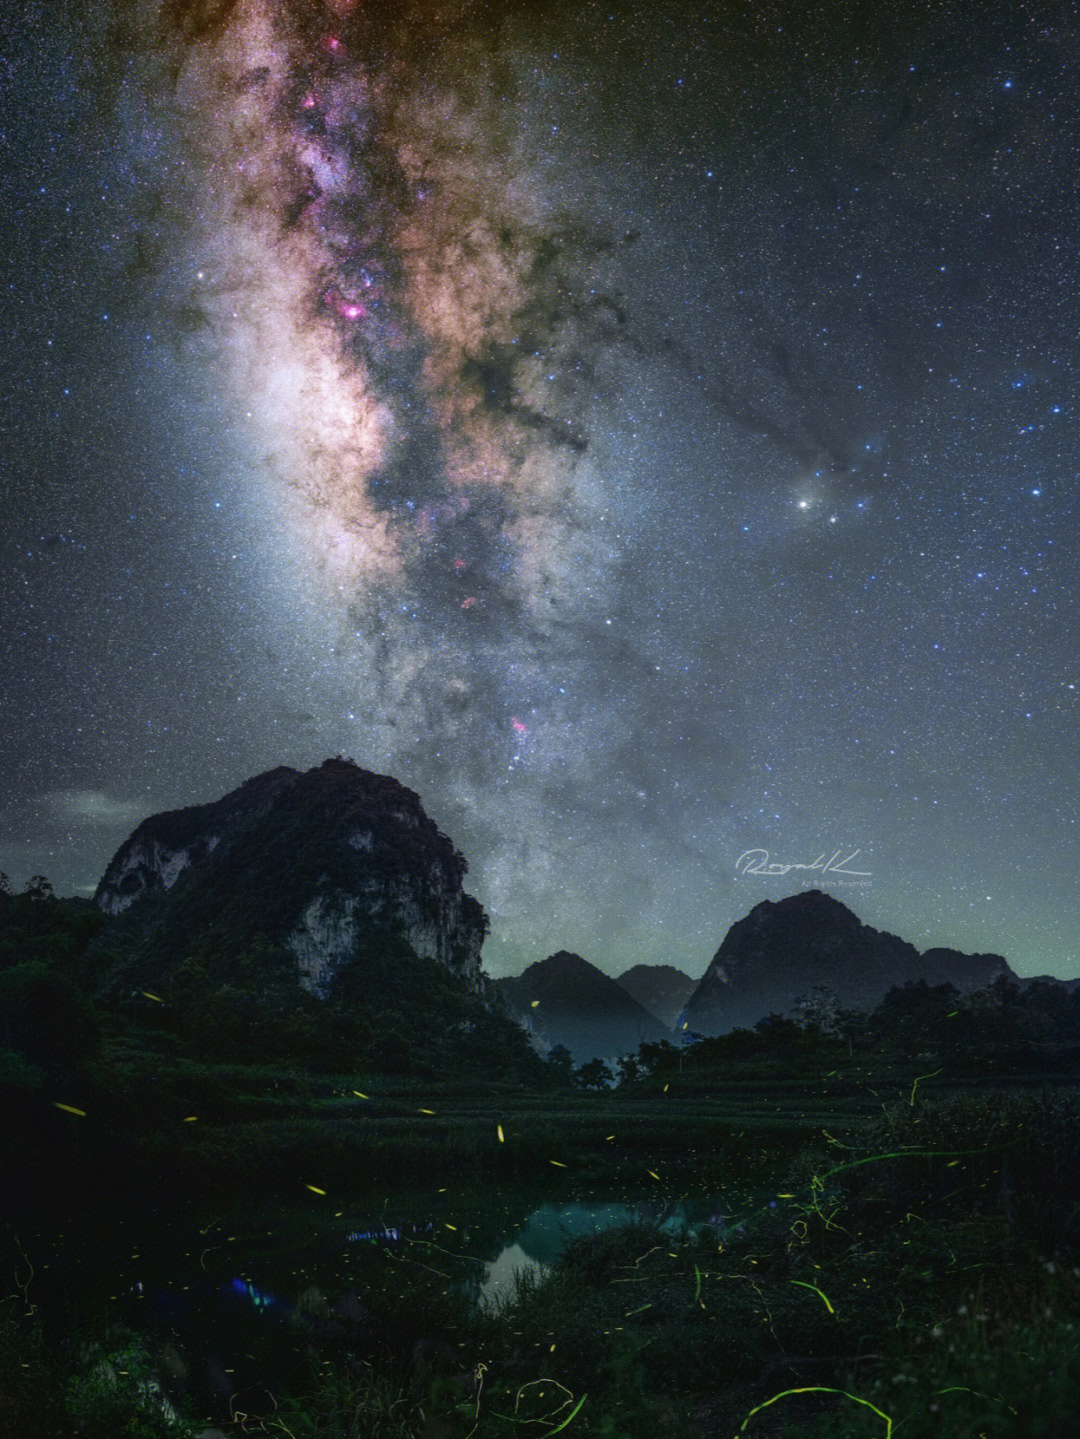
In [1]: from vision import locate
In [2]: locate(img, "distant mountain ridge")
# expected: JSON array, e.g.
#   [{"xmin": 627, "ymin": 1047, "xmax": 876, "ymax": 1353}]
[
  {"xmin": 494, "ymin": 951, "xmax": 670, "ymax": 1063},
  {"xmin": 79, "ymin": 769, "xmax": 1043, "ymax": 1065},
  {"xmin": 615, "ymin": 965, "xmax": 695, "ymax": 1028},
  {"xmin": 681, "ymin": 889, "xmax": 1016, "ymax": 1035},
  {"xmin": 1020, "ymin": 974, "xmax": 1080, "ymax": 994}
]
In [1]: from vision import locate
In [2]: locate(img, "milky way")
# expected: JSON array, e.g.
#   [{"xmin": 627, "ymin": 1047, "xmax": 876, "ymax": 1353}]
[
  {"xmin": 3, "ymin": 0, "xmax": 1078, "ymax": 977},
  {"xmin": 123, "ymin": 0, "xmax": 703, "ymax": 960}
]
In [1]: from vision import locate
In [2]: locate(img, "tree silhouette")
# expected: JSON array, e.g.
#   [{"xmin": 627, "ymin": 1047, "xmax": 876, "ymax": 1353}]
[
  {"xmin": 576, "ymin": 1057, "xmax": 614, "ymax": 1090},
  {"xmin": 546, "ymin": 1043, "xmax": 574, "ymax": 1078}
]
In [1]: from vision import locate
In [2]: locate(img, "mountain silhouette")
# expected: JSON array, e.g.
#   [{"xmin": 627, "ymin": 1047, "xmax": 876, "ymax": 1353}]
[
  {"xmin": 682, "ymin": 889, "xmax": 1014, "ymax": 1035},
  {"xmin": 495, "ymin": 951, "xmax": 670, "ymax": 1063}
]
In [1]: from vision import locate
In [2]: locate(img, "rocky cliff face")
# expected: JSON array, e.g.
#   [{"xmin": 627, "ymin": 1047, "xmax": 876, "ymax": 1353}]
[
  {"xmin": 94, "ymin": 758, "xmax": 489, "ymax": 996},
  {"xmin": 681, "ymin": 890, "xmax": 1015, "ymax": 1035},
  {"xmin": 96, "ymin": 767, "xmax": 297, "ymax": 916}
]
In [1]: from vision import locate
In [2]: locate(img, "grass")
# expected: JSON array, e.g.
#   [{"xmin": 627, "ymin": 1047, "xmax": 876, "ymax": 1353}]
[
  {"xmin": 420, "ymin": 1089, "xmax": 1080, "ymax": 1439},
  {"xmin": 5, "ymin": 1079, "xmax": 1080, "ymax": 1439},
  {"xmin": 0, "ymin": 1300, "xmax": 195, "ymax": 1439}
]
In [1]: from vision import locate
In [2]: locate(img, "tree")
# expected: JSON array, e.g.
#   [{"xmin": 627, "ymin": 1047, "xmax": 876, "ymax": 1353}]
[
  {"xmin": 792, "ymin": 984, "xmax": 842, "ymax": 1036},
  {"xmin": 636, "ymin": 1040, "xmax": 677, "ymax": 1076},
  {"xmin": 0, "ymin": 962, "xmax": 99, "ymax": 1066},
  {"xmin": 576, "ymin": 1057, "xmax": 614, "ymax": 1090},
  {"xmin": 546, "ymin": 1044, "xmax": 574, "ymax": 1079}
]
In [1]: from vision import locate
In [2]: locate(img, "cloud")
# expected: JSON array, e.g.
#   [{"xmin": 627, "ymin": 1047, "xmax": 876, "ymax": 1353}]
[{"xmin": 41, "ymin": 790, "xmax": 155, "ymax": 829}]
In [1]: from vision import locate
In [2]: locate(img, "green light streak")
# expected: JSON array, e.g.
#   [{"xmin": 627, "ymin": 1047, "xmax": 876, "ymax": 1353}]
[
  {"xmin": 738, "ymin": 1385, "xmax": 892, "ymax": 1436},
  {"xmin": 545, "ymin": 1393, "xmax": 587, "ymax": 1434},
  {"xmin": 910, "ymin": 1068, "xmax": 943, "ymax": 1105},
  {"xmin": 789, "ymin": 1279, "xmax": 835, "ymax": 1314}
]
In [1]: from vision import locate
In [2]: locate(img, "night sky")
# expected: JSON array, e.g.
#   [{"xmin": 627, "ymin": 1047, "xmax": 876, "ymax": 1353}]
[{"xmin": 3, "ymin": 0, "xmax": 1078, "ymax": 981}]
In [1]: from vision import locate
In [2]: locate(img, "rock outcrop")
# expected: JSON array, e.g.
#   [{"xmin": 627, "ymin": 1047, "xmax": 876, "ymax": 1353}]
[
  {"xmin": 94, "ymin": 758, "xmax": 488, "ymax": 996},
  {"xmin": 681, "ymin": 889, "xmax": 1015, "ymax": 1035}
]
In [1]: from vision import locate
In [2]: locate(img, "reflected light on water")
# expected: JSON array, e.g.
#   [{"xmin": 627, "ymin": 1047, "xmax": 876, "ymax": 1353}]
[{"xmin": 479, "ymin": 1242, "xmax": 546, "ymax": 1313}]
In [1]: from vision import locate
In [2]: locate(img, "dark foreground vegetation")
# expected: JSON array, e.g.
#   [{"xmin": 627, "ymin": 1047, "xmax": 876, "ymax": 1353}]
[{"xmin": 3, "ymin": 882, "xmax": 1080, "ymax": 1437}]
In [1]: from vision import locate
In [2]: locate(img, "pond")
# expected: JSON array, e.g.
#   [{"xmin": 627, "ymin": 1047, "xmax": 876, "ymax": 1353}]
[
  {"xmin": 478, "ymin": 1194, "xmax": 733, "ymax": 1310},
  {"xmin": 44, "ymin": 1173, "xmax": 762, "ymax": 1425}
]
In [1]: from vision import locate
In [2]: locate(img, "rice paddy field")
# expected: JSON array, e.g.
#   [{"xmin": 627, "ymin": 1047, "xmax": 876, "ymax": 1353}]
[{"xmin": 4, "ymin": 1043, "xmax": 1080, "ymax": 1439}]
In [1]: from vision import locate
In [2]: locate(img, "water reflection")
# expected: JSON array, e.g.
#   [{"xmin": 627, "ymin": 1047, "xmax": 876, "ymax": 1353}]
[
  {"xmin": 229, "ymin": 1277, "xmax": 286, "ymax": 1313},
  {"xmin": 345, "ymin": 1219, "xmax": 435, "ymax": 1243},
  {"xmin": 478, "ymin": 1198, "xmax": 725, "ymax": 1311},
  {"xmin": 479, "ymin": 1241, "xmax": 542, "ymax": 1311},
  {"xmin": 91, "ymin": 1186, "xmax": 742, "ymax": 1421}
]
